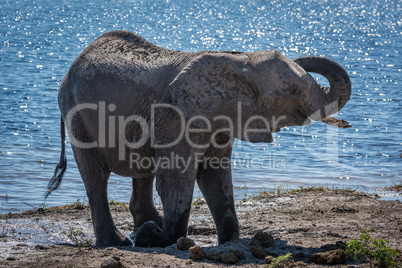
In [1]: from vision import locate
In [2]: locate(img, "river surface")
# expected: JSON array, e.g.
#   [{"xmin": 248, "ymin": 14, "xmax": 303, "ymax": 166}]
[{"xmin": 0, "ymin": 0, "xmax": 401, "ymax": 212}]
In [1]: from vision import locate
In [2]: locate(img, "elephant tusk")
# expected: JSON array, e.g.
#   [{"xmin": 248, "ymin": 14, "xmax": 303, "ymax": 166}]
[{"xmin": 321, "ymin": 116, "xmax": 352, "ymax": 128}]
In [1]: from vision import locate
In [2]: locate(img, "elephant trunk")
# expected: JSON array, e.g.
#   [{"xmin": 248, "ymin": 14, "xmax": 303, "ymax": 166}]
[{"xmin": 294, "ymin": 56, "xmax": 351, "ymax": 121}]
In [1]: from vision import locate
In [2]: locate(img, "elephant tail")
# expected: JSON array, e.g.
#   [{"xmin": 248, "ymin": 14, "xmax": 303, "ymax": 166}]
[{"xmin": 44, "ymin": 117, "xmax": 67, "ymax": 198}]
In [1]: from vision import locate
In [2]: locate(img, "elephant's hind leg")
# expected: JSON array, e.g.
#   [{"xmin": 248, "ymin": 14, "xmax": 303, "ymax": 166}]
[
  {"xmin": 73, "ymin": 148, "xmax": 132, "ymax": 247},
  {"xmin": 129, "ymin": 176, "xmax": 163, "ymax": 230}
]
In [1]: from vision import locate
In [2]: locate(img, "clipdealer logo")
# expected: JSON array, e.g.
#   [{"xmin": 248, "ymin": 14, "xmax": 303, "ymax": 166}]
[{"xmin": 64, "ymin": 101, "xmax": 340, "ymax": 169}]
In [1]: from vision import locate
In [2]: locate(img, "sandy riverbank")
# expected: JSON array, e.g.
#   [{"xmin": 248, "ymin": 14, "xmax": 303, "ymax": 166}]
[{"xmin": 0, "ymin": 188, "xmax": 401, "ymax": 267}]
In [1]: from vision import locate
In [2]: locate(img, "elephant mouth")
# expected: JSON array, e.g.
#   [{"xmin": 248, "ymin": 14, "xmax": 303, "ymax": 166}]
[
  {"xmin": 270, "ymin": 109, "xmax": 310, "ymax": 133},
  {"xmin": 296, "ymin": 109, "xmax": 311, "ymax": 125}
]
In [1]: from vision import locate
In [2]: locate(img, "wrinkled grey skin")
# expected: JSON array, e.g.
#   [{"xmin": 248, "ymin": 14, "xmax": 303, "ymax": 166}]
[{"xmin": 48, "ymin": 30, "xmax": 351, "ymax": 247}]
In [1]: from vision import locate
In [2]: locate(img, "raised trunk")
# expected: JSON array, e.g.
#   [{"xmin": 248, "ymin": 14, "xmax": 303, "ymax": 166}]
[{"xmin": 294, "ymin": 56, "xmax": 351, "ymax": 120}]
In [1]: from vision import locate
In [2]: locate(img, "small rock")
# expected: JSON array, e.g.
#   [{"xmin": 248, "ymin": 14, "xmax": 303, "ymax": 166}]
[
  {"xmin": 229, "ymin": 249, "xmax": 245, "ymax": 261},
  {"xmin": 284, "ymin": 260, "xmax": 307, "ymax": 267},
  {"xmin": 16, "ymin": 243, "xmax": 28, "ymax": 247},
  {"xmin": 250, "ymin": 245, "xmax": 269, "ymax": 259},
  {"xmin": 37, "ymin": 207, "xmax": 45, "ymax": 214},
  {"xmin": 313, "ymin": 249, "xmax": 347, "ymax": 264},
  {"xmin": 206, "ymin": 251, "xmax": 223, "ymax": 263},
  {"xmin": 75, "ymin": 204, "xmax": 85, "ymax": 210},
  {"xmin": 101, "ymin": 256, "xmax": 123, "ymax": 268},
  {"xmin": 177, "ymin": 237, "xmax": 195, "ymax": 251},
  {"xmin": 206, "ymin": 249, "xmax": 244, "ymax": 264},
  {"xmin": 250, "ymin": 231, "xmax": 274, "ymax": 248},
  {"xmin": 6, "ymin": 257, "xmax": 17, "ymax": 261},
  {"xmin": 35, "ymin": 245, "xmax": 50, "ymax": 250},
  {"xmin": 265, "ymin": 255, "xmax": 274, "ymax": 264},
  {"xmin": 135, "ymin": 221, "xmax": 163, "ymax": 248},
  {"xmin": 221, "ymin": 252, "xmax": 238, "ymax": 264},
  {"xmin": 189, "ymin": 245, "xmax": 205, "ymax": 260}
]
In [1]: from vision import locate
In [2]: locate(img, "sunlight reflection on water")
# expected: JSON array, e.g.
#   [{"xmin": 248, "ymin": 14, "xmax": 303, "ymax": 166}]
[{"xmin": 0, "ymin": 0, "xmax": 400, "ymax": 211}]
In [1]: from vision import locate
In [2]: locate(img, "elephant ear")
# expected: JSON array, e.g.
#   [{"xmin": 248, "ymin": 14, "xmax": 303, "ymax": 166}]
[
  {"xmin": 169, "ymin": 53, "xmax": 249, "ymax": 128},
  {"xmin": 167, "ymin": 53, "xmax": 273, "ymax": 143}
]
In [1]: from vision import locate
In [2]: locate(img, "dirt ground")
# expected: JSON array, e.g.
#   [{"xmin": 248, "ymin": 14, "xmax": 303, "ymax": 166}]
[{"xmin": 0, "ymin": 188, "xmax": 401, "ymax": 267}]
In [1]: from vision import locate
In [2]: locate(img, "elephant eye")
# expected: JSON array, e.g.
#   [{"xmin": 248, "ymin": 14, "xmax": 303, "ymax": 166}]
[{"xmin": 288, "ymin": 85, "xmax": 301, "ymax": 95}]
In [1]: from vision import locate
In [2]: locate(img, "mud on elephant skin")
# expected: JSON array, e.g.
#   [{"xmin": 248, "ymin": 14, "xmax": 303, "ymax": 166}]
[{"xmin": 45, "ymin": 30, "xmax": 351, "ymax": 247}]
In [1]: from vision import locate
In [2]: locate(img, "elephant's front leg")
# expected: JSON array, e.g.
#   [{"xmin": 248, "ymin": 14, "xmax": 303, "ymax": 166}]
[
  {"xmin": 196, "ymin": 151, "xmax": 239, "ymax": 244},
  {"xmin": 155, "ymin": 152, "xmax": 198, "ymax": 246}
]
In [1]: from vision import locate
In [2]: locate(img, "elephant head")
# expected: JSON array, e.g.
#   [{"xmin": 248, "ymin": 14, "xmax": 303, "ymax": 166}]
[{"xmin": 168, "ymin": 49, "xmax": 351, "ymax": 144}]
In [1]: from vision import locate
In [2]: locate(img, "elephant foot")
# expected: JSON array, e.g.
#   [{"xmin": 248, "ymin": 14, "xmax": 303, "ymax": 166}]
[
  {"xmin": 217, "ymin": 217, "xmax": 240, "ymax": 245},
  {"xmin": 134, "ymin": 213, "xmax": 163, "ymax": 231},
  {"xmin": 95, "ymin": 230, "xmax": 132, "ymax": 247},
  {"xmin": 134, "ymin": 221, "xmax": 163, "ymax": 247}
]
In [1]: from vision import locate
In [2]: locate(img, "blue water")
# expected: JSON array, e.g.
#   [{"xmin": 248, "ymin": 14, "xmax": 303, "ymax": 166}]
[{"xmin": 0, "ymin": 0, "xmax": 401, "ymax": 212}]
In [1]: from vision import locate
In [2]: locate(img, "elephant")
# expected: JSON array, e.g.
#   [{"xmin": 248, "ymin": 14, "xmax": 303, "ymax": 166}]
[{"xmin": 46, "ymin": 30, "xmax": 351, "ymax": 247}]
